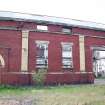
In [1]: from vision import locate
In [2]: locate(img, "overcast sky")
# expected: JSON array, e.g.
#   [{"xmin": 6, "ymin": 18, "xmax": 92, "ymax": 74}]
[{"xmin": 0, "ymin": 0, "xmax": 105, "ymax": 24}]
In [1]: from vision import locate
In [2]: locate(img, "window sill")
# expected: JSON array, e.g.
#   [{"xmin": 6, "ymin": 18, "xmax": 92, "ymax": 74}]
[
  {"xmin": 35, "ymin": 30, "xmax": 48, "ymax": 33},
  {"xmin": 62, "ymin": 67, "xmax": 73, "ymax": 72},
  {"xmin": 36, "ymin": 66, "xmax": 48, "ymax": 69},
  {"xmin": 36, "ymin": 68, "xmax": 48, "ymax": 73}
]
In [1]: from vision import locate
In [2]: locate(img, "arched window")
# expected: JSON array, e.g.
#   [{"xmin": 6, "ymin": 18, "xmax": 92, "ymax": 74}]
[{"xmin": 0, "ymin": 54, "xmax": 5, "ymax": 68}]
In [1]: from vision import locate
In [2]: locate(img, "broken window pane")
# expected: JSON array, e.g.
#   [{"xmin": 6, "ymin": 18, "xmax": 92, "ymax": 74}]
[
  {"xmin": 36, "ymin": 41, "xmax": 49, "ymax": 68},
  {"xmin": 61, "ymin": 43, "xmax": 73, "ymax": 68}
]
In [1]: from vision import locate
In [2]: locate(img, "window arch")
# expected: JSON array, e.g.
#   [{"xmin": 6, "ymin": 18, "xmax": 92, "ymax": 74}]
[{"xmin": 0, "ymin": 54, "xmax": 5, "ymax": 68}]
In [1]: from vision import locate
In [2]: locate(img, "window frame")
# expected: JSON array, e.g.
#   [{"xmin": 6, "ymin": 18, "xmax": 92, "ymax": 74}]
[
  {"xmin": 35, "ymin": 40, "xmax": 49, "ymax": 69},
  {"xmin": 61, "ymin": 42, "xmax": 73, "ymax": 69}
]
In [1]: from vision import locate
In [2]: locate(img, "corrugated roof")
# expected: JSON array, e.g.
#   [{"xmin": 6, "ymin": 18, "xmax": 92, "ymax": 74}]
[{"xmin": 0, "ymin": 11, "xmax": 105, "ymax": 31}]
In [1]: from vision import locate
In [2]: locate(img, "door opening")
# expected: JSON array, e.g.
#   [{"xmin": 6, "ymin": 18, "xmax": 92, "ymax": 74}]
[{"xmin": 93, "ymin": 49, "xmax": 105, "ymax": 78}]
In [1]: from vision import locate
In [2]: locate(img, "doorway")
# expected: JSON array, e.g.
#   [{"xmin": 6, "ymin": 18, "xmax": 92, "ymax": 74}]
[{"xmin": 93, "ymin": 49, "xmax": 105, "ymax": 78}]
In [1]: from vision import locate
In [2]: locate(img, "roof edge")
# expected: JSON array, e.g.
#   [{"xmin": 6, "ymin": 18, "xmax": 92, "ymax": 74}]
[{"xmin": 0, "ymin": 11, "xmax": 105, "ymax": 31}]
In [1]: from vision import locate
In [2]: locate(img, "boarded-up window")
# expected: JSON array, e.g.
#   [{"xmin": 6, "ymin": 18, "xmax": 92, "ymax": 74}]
[
  {"xmin": 37, "ymin": 25, "xmax": 48, "ymax": 31},
  {"xmin": 62, "ymin": 27, "xmax": 72, "ymax": 34}
]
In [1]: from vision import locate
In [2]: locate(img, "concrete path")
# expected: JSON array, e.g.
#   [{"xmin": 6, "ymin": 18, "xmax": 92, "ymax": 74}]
[{"xmin": 94, "ymin": 79, "xmax": 105, "ymax": 85}]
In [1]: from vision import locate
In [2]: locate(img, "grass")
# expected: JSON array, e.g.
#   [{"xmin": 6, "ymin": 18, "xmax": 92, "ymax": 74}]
[{"xmin": 0, "ymin": 84, "xmax": 105, "ymax": 105}]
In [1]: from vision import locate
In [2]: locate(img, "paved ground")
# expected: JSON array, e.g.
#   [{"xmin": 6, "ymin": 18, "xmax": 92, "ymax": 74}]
[{"xmin": 94, "ymin": 79, "xmax": 105, "ymax": 85}]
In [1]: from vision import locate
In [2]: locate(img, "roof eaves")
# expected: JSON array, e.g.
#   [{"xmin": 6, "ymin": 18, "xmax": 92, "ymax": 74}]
[{"xmin": 0, "ymin": 11, "xmax": 105, "ymax": 31}]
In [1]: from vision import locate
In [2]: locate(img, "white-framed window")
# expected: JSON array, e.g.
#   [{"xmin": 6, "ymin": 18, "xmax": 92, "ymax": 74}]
[
  {"xmin": 62, "ymin": 27, "xmax": 72, "ymax": 34},
  {"xmin": 37, "ymin": 25, "xmax": 48, "ymax": 31},
  {"xmin": 35, "ymin": 41, "xmax": 49, "ymax": 68},
  {"xmin": 61, "ymin": 42, "xmax": 73, "ymax": 68}
]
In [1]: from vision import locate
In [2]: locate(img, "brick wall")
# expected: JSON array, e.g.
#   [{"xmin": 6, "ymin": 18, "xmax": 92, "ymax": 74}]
[{"xmin": 0, "ymin": 20, "xmax": 105, "ymax": 85}]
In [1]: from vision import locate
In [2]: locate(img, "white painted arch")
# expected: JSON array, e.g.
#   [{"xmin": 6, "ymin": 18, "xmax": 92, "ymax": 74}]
[{"xmin": 0, "ymin": 54, "xmax": 5, "ymax": 68}]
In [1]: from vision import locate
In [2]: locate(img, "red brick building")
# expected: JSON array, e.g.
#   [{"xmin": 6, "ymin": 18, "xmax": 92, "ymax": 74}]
[{"xmin": 0, "ymin": 11, "xmax": 105, "ymax": 85}]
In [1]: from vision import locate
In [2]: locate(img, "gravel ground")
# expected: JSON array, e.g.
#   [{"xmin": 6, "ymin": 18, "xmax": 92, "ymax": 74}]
[{"xmin": 0, "ymin": 97, "xmax": 34, "ymax": 105}]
